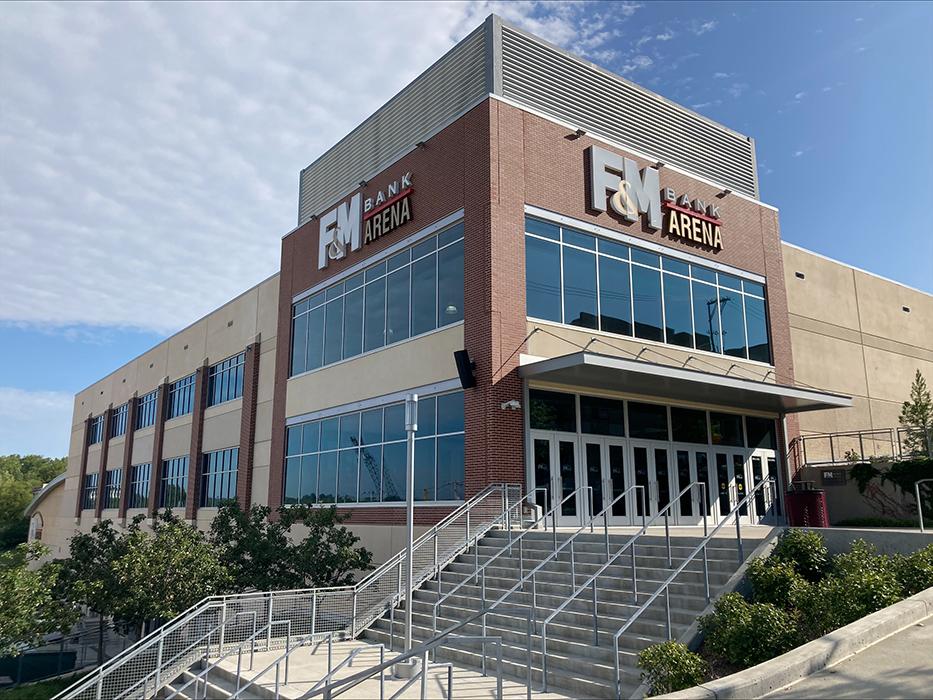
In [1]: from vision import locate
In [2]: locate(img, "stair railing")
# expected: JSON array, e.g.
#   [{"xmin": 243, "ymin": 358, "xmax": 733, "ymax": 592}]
[
  {"xmin": 430, "ymin": 485, "xmax": 594, "ymax": 640},
  {"xmin": 609, "ymin": 478, "xmax": 777, "ymax": 699},
  {"xmin": 54, "ymin": 483, "xmax": 521, "ymax": 700},
  {"xmin": 538, "ymin": 482, "xmax": 707, "ymax": 691},
  {"xmin": 429, "ymin": 483, "xmax": 651, "ymax": 687}
]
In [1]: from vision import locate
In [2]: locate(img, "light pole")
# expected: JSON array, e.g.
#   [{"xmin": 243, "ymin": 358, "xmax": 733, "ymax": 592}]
[{"xmin": 395, "ymin": 393, "xmax": 419, "ymax": 677}]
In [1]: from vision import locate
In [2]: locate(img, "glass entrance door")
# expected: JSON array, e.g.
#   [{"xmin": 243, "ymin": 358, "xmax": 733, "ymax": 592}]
[
  {"xmin": 529, "ymin": 431, "xmax": 583, "ymax": 526},
  {"xmin": 671, "ymin": 447, "xmax": 713, "ymax": 526},
  {"xmin": 582, "ymin": 437, "xmax": 633, "ymax": 526},
  {"xmin": 630, "ymin": 442, "xmax": 673, "ymax": 520},
  {"xmin": 712, "ymin": 449, "xmax": 754, "ymax": 525},
  {"xmin": 749, "ymin": 449, "xmax": 779, "ymax": 524}
]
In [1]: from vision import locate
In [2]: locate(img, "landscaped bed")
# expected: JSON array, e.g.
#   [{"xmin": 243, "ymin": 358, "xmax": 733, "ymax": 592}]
[{"xmin": 637, "ymin": 529, "xmax": 933, "ymax": 696}]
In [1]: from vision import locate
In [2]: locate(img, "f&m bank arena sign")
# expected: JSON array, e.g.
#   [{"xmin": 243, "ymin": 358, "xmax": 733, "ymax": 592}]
[
  {"xmin": 318, "ymin": 172, "xmax": 413, "ymax": 269},
  {"xmin": 588, "ymin": 145, "xmax": 723, "ymax": 251}
]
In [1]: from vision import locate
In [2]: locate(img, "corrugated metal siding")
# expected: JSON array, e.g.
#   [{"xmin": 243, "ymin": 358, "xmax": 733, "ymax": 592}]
[
  {"xmin": 499, "ymin": 25, "xmax": 759, "ymax": 198},
  {"xmin": 297, "ymin": 25, "xmax": 490, "ymax": 226}
]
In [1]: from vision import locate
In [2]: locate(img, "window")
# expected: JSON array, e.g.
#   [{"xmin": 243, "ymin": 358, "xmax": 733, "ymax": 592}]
[
  {"xmin": 746, "ymin": 417, "xmax": 777, "ymax": 450},
  {"xmin": 207, "ymin": 353, "xmax": 245, "ymax": 407},
  {"xmin": 284, "ymin": 390, "xmax": 465, "ymax": 505},
  {"xmin": 580, "ymin": 395, "xmax": 624, "ymax": 436},
  {"xmin": 200, "ymin": 448, "xmax": 238, "ymax": 507},
  {"xmin": 87, "ymin": 416, "xmax": 104, "ymax": 445},
  {"xmin": 291, "ymin": 222, "xmax": 464, "ymax": 375},
  {"xmin": 529, "ymin": 390, "xmax": 576, "ymax": 432},
  {"xmin": 127, "ymin": 463, "xmax": 151, "ymax": 509},
  {"xmin": 710, "ymin": 412, "xmax": 745, "ymax": 447},
  {"xmin": 110, "ymin": 404, "xmax": 128, "ymax": 438},
  {"xmin": 524, "ymin": 216, "xmax": 771, "ymax": 363},
  {"xmin": 103, "ymin": 469, "xmax": 122, "ymax": 510},
  {"xmin": 81, "ymin": 473, "xmax": 98, "ymax": 510},
  {"xmin": 136, "ymin": 389, "xmax": 159, "ymax": 429},
  {"xmin": 159, "ymin": 456, "xmax": 188, "ymax": 509},
  {"xmin": 671, "ymin": 407, "xmax": 709, "ymax": 444},
  {"xmin": 628, "ymin": 402, "xmax": 669, "ymax": 441},
  {"xmin": 166, "ymin": 374, "xmax": 196, "ymax": 420}
]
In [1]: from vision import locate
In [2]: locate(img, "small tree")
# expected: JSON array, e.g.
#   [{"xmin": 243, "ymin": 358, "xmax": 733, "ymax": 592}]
[
  {"xmin": 111, "ymin": 511, "xmax": 231, "ymax": 631},
  {"xmin": 899, "ymin": 370, "xmax": 933, "ymax": 456},
  {"xmin": 0, "ymin": 543, "xmax": 79, "ymax": 656},
  {"xmin": 210, "ymin": 503, "xmax": 372, "ymax": 592},
  {"xmin": 57, "ymin": 519, "xmax": 128, "ymax": 664}
]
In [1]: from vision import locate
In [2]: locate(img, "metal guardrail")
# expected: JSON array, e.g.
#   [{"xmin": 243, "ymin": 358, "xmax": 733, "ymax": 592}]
[
  {"xmin": 609, "ymin": 478, "xmax": 777, "ymax": 698},
  {"xmin": 788, "ymin": 426, "xmax": 931, "ymax": 478},
  {"xmin": 54, "ymin": 483, "xmax": 522, "ymax": 700}
]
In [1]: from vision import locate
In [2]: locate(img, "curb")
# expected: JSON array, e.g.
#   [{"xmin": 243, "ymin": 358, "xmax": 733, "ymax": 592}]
[{"xmin": 657, "ymin": 586, "xmax": 933, "ymax": 699}]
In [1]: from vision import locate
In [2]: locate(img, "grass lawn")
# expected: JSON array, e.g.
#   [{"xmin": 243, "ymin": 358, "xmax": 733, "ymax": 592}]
[{"xmin": 0, "ymin": 673, "xmax": 87, "ymax": 700}]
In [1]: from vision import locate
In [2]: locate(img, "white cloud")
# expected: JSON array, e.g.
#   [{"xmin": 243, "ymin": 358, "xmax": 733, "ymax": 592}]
[
  {"xmin": 0, "ymin": 1, "xmax": 628, "ymax": 336},
  {"xmin": 713, "ymin": 72, "xmax": 731, "ymax": 79},
  {"xmin": 0, "ymin": 387, "xmax": 73, "ymax": 456},
  {"xmin": 691, "ymin": 20, "xmax": 718, "ymax": 35},
  {"xmin": 793, "ymin": 149, "xmax": 806, "ymax": 157},
  {"xmin": 727, "ymin": 82, "xmax": 749, "ymax": 98},
  {"xmin": 794, "ymin": 91, "xmax": 807, "ymax": 100},
  {"xmin": 621, "ymin": 55, "xmax": 654, "ymax": 74},
  {"xmin": 655, "ymin": 30, "xmax": 675, "ymax": 41}
]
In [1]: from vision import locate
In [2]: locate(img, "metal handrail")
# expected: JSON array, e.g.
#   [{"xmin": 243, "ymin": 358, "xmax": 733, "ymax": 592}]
[
  {"xmin": 56, "ymin": 483, "xmax": 520, "ymax": 700},
  {"xmin": 610, "ymin": 478, "xmax": 777, "ymax": 699},
  {"xmin": 164, "ymin": 618, "xmax": 291, "ymax": 700},
  {"xmin": 431, "ymin": 485, "xmax": 593, "ymax": 628},
  {"xmin": 303, "ymin": 642, "xmax": 382, "ymax": 697},
  {"xmin": 539, "ymin": 482, "xmax": 706, "ymax": 691}
]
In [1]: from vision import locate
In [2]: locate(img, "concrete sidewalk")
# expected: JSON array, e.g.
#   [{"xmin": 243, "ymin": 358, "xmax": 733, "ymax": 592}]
[{"xmin": 768, "ymin": 615, "xmax": 933, "ymax": 699}]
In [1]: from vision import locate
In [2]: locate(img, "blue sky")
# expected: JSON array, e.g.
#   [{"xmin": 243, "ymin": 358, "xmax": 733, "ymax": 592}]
[{"xmin": 1, "ymin": 1, "xmax": 931, "ymax": 457}]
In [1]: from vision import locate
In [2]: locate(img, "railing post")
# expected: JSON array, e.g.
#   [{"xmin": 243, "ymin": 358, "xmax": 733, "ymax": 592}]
[
  {"xmin": 434, "ymin": 529, "xmax": 439, "ymax": 580},
  {"xmin": 219, "ymin": 598, "xmax": 227, "ymax": 656},
  {"xmin": 591, "ymin": 578, "xmax": 599, "ymax": 646},
  {"xmin": 570, "ymin": 538, "xmax": 576, "ymax": 583},
  {"xmin": 665, "ymin": 587, "xmax": 672, "ymax": 640},
  {"xmin": 664, "ymin": 510, "xmax": 671, "ymax": 567},
  {"xmin": 266, "ymin": 591, "xmax": 274, "ymax": 651},
  {"xmin": 481, "ymin": 569, "xmax": 487, "ymax": 677},
  {"xmin": 631, "ymin": 540, "xmax": 638, "ymax": 604},
  {"xmin": 351, "ymin": 590, "xmax": 358, "ymax": 638},
  {"xmin": 312, "ymin": 591, "xmax": 317, "ymax": 636},
  {"xmin": 466, "ymin": 510, "xmax": 471, "ymax": 546},
  {"xmin": 735, "ymin": 510, "xmax": 744, "ymax": 564},
  {"xmin": 155, "ymin": 630, "xmax": 164, "ymax": 692}
]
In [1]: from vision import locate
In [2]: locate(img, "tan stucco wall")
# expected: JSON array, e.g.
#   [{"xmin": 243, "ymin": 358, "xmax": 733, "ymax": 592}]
[
  {"xmin": 27, "ymin": 481, "xmax": 71, "ymax": 559},
  {"xmin": 54, "ymin": 274, "xmax": 280, "ymax": 548},
  {"xmin": 783, "ymin": 243, "xmax": 933, "ymax": 454},
  {"xmin": 284, "ymin": 324, "xmax": 463, "ymax": 419}
]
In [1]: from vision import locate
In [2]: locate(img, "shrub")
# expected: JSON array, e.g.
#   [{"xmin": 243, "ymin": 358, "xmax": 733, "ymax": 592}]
[
  {"xmin": 893, "ymin": 544, "xmax": 933, "ymax": 596},
  {"xmin": 797, "ymin": 546, "xmax": 903, "ymax": 639},
  {"xmin": 699, "ymin": 593, "xmax": 799, "ymax": 668},
  {"xmin": 746, "ymin": 557, "xmax": 810, "ymax": 610},
  {"xmin": 637, "ymin": 641, "xmax": 708, "ymax": 696},
  {"xmin": 770, "ymin": 528, "xmax": 829, "ymax": 582}
]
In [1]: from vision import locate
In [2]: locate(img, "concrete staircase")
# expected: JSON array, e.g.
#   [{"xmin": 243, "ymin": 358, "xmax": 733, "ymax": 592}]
[
  {"xmin": 365, "ymin": 529, "xmax": 757, "ymax": 698},
  {"xmin": 160, "ymin": 664, "xmax": 276, "ymax": 700}
]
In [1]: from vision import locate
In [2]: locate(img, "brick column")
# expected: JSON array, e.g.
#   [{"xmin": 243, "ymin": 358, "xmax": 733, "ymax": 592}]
[
  {"xmin": 74, "ymin": 414, "xmax": 92, "ymax": 518},
  {"xmin": 185, "ymin": 363, "xmax": 209, "ymax": 520},
  {"xmin": 237, "ymin": 340, "xmax": 261, "ymax": 510},
  {"xmin": 118, "ymin": 395, "xmax": 139, "ymax": 519},
  {"xmin": 147, "ymin": 381, "xmax": 170, "ymax": 517},
  {"xmin": 94, "ymin": 405, "xmax": 114, "ymax": 518}
]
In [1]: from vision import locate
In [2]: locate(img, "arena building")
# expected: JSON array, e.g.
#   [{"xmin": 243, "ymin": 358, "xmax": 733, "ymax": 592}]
[{"xmin": 30, "ymin": 16, "xmax": 933, "ymax": 561}]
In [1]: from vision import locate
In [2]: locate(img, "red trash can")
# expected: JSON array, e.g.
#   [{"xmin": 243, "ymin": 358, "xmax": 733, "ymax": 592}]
[{"xmin": 785, "ymin": 484, "xmax": 829, "ymax": 527}]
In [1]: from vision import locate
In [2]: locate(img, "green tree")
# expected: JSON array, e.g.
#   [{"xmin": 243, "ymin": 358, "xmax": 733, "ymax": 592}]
[
  {"xmin": 56, "ymin": 519, "xmax": 128, "ymax": 664},
  {"xmin": 210, "ymin": 503, "xmax": 372, "ymax": 592},
  {"xmin": 0, "ymin": 543, "xmax": 79, "ymax": 656},
  {"xmin": 899, "ymin": 370, "xmax": 933, "ymax": 456},
  {"xmin": 0, "ymin": 455, "xmax": 67, "ymax": 551},
  {"xmin": 111, "ymin": 511, "xmax": 231, "ymax": 629}
]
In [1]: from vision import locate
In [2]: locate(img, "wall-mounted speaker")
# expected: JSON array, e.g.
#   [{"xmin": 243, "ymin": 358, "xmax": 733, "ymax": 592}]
[{"xmin": 454, "ymin": 349, "xmax": 476, "ymax": 389}]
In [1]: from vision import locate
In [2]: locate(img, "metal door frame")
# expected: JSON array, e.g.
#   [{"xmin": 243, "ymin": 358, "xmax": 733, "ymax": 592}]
[{"xmin": 580, "ymin": 435, "xmax": 635, "ymax": 526}]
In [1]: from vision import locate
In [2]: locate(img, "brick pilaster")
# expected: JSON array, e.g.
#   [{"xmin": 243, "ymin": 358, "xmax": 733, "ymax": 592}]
[
  {"xmin": 94, "ymin": 405, "xmax": 114, "ymax": 518},
  {"xmin": 185, "ymin": 363, "xmax": 209, "ymax": 520},
  {"xmin": 147, "ymin": 381, "xmax": 170, "ymax": 516},
  {"xmin": 74, "ymin": 414, "xmax": 92, "ymax": 518},
  {"xmin": 118, "ymin": 395, "xmax": 139, "ymax": 519},
  {"xmin": 237, "ymin": 340, "xmax": 261, "ymax": 510}
]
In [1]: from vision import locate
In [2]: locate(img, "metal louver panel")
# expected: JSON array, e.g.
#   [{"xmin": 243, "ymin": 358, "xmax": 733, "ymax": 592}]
[
  {"xmin": 297, "ymin": 24, "xmax": 490, "ymax": 226},
  {"xmin": 499, "ymin": 25, "xmax": 759, "ymax": 198}
]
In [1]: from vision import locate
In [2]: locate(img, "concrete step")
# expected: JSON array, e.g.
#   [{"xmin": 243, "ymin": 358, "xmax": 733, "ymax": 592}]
[
  {"xmin": 443, "ymin": 558, "xmax": 732, "ymax": 589},
  {"xmin": 365, "ymin": 625, "xmax": 636, "ymax": 699},
  {"xmin": 484, "ymin": 529, "xmax": 750, "ymax": 551},
  {"xmin": 162, "ymin": 666, "xmax": 274, "ymax": 699}
]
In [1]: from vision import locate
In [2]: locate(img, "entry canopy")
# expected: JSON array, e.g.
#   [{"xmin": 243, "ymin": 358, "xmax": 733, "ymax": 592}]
[{"xmin": 519, "ymin": 352, "xmax": 852, "ymax": 414}]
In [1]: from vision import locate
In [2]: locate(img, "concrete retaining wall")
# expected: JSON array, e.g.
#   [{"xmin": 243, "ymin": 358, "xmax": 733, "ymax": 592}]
[{"xmin": 797, "ymin": 526, "xmax": 932, "ymax": 555}]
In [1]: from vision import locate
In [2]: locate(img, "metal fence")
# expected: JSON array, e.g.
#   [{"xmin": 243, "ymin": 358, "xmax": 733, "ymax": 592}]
[
  {"xmin": 788, "ymin": 426, "xmax": 931, "ymax": 478},
  {"xmin": 55, "ymin": 483, "xmax": 521, "ymax": 700}
]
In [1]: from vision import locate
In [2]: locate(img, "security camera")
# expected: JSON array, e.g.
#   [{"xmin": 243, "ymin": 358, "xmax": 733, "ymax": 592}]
[{"xmin": 500, "ymin": 399, "xmax": 521, "ymax": 411}]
